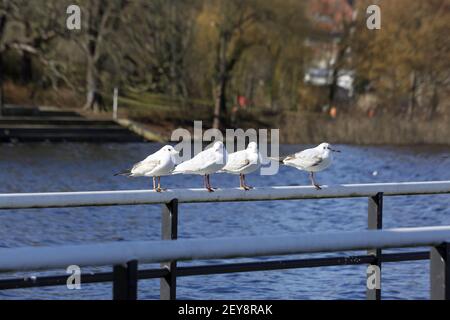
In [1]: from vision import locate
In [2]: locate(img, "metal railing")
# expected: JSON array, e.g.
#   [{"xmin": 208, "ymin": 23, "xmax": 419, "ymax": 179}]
[{"xmin": 0, "ymin": 181, "xmax": 449, "ymax": 300}]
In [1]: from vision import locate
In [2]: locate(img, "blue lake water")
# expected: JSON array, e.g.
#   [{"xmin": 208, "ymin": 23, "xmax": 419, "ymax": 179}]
[{"xmin": 0, "ymin": 142, "xmax": 449, "ymax": 300}]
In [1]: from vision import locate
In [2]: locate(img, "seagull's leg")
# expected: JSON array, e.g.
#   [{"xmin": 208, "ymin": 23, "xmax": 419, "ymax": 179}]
[
  {"xmin": 242, "ymin": 174, "xmax": 253, "ymax": 190},
  {"xmin": 206, "ymin": 174, "xmax": 214, "ymax": 192},
  {"xmin": 157, "ymin": 176, "xmax": 167, "ymax": 192},
  {"xmin": 310, "ymin": 172, "xmax": 322, "ymax": 190},
  {"xmin": 205, "ymin": 174, "xmax": 210, "ymax": 192},
  {"xmin": 239, "ymin": 174, "xmax": 244, "ymax": 189},
  {"xmin": 156, "ymin": 176, "xmax": 163, "ymax": 193},
  {"xmin": 204, "ymin": 174, "xmax": 210, "ymax": 191},
  {"xmin": 207, "ymin": 174, "xmax": 214, "ymax": 190},
  {"xmin": 240, "ymin": 174, "xmax": 250, "ymax": 191},
  {"xmin": 152, "ymin": 177, "xmax": 156, "ymax": 191}
]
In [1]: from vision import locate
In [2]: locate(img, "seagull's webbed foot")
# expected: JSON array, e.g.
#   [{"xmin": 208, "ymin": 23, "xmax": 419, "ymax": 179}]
[
  {"xmin": 205, "ymin": 175, "xmax": 217, "ymax": 192},
  {"xmin": 239, "ymin": 175, "xmax": 253, "ymax": 191},
  {"xmin": 313, "ymin": 183, "xmax": 322, "ymax": 190},
  {"xmin": 241, "ymin": 182, "xmax": 253, "ymax": 191}
]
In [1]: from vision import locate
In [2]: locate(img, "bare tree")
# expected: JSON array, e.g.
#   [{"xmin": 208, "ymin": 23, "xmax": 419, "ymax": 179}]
[
  {"xmin": 208, "ymin": 0, "xmax": 272, "ymax": 129},
  {"xmin": 73, "ymin": 0, "xmax": 129, "ymax": 112},
  {"xmin": 123, "ymin": 0, "xmax": 200, "ymax": 99},
  {"xmin": 0, "ymin": 0, "xmax": 16, "ymax": 115}
]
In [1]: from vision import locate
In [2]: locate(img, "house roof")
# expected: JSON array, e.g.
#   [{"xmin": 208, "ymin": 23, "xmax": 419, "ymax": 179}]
[{"xmin": 307, "ymin": 0, "xmax": 355, "ymax": 35}]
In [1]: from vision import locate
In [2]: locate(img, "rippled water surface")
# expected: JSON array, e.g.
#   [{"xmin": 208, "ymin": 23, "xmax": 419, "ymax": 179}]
[{"xmin": 0, "ymin": 143, "xmax": 449, "ymax": 300}]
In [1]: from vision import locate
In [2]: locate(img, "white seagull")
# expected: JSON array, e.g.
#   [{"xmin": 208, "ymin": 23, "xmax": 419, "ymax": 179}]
[
  {"xmin": 222, "ymin": 142, "xmax": 261, "ymax": 190},
  {"xmin": 276, "ymin": 142, "xmax": 340, "ymax": 190},
  {"xmin": 173, "ymin": 141, "xmax": 228, "ymax": 192},
  {"xmin": 115, "ymin": 145, "xmax": 178, "ymax": 192}
]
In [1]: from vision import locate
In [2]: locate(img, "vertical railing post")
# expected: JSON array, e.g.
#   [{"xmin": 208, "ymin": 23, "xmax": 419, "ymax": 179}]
[
  {"xmin": 430, "ymin": 242, "xmax": 450, "ymax": 300},
  {"xmin": 160, "ymin": 199, "xmax": 178, "ymax": 300},
  {"xmin": 113, "ymin": 260, "xmax": 138, "ymax": 300},
  {"xmin": 112, "ymin": 87, "xmax": 119, "ymax": 120},
  {"xmin": 367, "ymin": 192, "xmax": 383, "ymax": 300}
]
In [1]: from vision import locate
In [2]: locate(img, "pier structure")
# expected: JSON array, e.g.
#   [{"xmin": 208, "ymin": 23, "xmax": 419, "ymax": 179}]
[{"xmin": 0, "ymin": 104, "xmax": 145, "ymax": 142}]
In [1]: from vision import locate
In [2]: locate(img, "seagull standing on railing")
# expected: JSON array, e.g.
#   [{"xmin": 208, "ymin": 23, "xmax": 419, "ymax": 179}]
[
  {"xmin": 222, "ymin": 142, "xmax": 261, "ymax": 190},
  {"xmin": 173, "ymin": 141, "xmax": 228, "ymax": 192},
  {"xmin": 273, "ymin": 142, "xmax": 340, "ymax": 190},
  {"xmin": 114, "ymin": 145, "xmax": 178, "ymax": 192}
]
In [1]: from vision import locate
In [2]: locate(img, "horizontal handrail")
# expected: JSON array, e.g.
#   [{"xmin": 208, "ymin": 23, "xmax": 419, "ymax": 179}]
[
  {"xmin": 0, "ymin": 181, "xmax": 449, "ymax": 209},
  {"xmin": 1, "ymin": 226, "xmax": 449, "ymax": 272}
]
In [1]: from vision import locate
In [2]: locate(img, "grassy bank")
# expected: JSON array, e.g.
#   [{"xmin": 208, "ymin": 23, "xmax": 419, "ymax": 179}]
[
  {"xmin": 280, "ymin": 112, "xmax": 450, "ymax": 145},
  {"xmin": 4, "ymin": 83, "xmax": 449, "ymax": 145}
]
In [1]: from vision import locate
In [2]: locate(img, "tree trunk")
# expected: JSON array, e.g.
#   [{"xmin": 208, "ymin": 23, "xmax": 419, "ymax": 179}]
[
  {"xmin": 290, "ymin": 65, "xmax": 299, "ymax": 111},
  {"xmin": 169, "ymin": 0, "xmax": 178, "ymax": 98},
  {"xmin": 212, "ymin": 34, "xmax": 229, "ymax": 130},
  {"xmin": 329, "ymin": 68, "xmax": 339, "ymax": 108},
  {"xmin": 83, "ymin": 2, "xmax": 105, "ymax": 113},
  {"xmin": 0, "ymin": 12, "xmax": 6, "ymax": 117},
  {"xmin": 408, "ymin": 71, "xmax": 417, "ymax": 118},
  {"xmin": 269, "ymin": 48, "xmax": 281, "ymax": 111},
  {"xmin": 0, "ymin": 53, "xmax": 4, "ymax": 116},
  {"xmin": 21, "ymin": 21, "xmax": 33, "ymax": 84},
  {"xmin": 84, "ymin": 57, "xmax": 102, "ymax": 112},
  {"xmin": 21, "ymin": 52, "xmax": 33, "ymax": 84},
  {"xmin": 428, "ymin": 83, "xmax": 439, "ymax": 120},
  {"xmin": 213, "ymin": 79, "xmax": 227, "ymax": 130}
]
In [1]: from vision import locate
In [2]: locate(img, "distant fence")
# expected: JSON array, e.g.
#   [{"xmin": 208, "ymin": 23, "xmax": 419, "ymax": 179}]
[{"xmin": 0, "ymin": 181, "xmax": 449, "ymax": 300}]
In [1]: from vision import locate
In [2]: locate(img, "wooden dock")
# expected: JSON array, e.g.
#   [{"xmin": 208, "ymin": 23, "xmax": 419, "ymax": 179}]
[{"xmin": 0, "ymin": 105, "xmax": 145, "ymax": 142}]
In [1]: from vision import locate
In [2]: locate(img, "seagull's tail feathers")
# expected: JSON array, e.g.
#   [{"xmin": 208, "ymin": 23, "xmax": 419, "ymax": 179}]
[
  {"xmin": 114, "ymin": 169, "xmax": 132, "ymax": 177},
  {"xmin": 171, "ymin": 167, "xmax": 185, "ymax": 175},
  {"xmin": 268, "ymin": 157, "xmax": 285, "ymax": 163},
  {"xmin": 172, "ymin": 162, "xmax": 191, "ymax": 174}
]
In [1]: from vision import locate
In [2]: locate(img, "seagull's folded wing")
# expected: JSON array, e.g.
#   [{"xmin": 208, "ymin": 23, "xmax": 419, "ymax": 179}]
[
  {"xmin": 289, "ymin": 149, "xmax": 323, "ymax": 168},
  {"xmin": 131, "ymin": 159, "xmax": 160, "ymax": 175},
  {"xmin": 174, "ymin": 150, "xmax": 217, "ymax": 173},
  {"xmin": 223, "ymin": 152, "xmax": 250, "ymax": 172}
]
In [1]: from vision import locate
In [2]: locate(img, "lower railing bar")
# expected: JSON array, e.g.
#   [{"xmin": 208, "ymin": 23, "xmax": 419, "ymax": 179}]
[
  {"xmin": 381, "ymin": 251, "xmax": 429, "ymax": 262},
  {"xmin": 139, "ymin": 268, "xmax": 169, "ymax": 279},
  {"xmin": 0, "ymin": 251, "xmax": 429, "ymax": 290},
  {"xmin": 0, "ymin": 268, "xmax": 168, "ymax": 290},
  {"xmin": 176, "ymin": 255, "xmax": 374, "ymax": 277},
  {"xmin": 176, "ymin": 251, "xmax": 430, "ymax": 277},
  {"xmin": 0, "ymin": 271, "xmax": 114, "ymax": 290}
]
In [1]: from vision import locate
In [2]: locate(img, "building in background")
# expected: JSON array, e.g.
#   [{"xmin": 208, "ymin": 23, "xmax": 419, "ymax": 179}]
[{"xmin": 304, "ymin": 0, "xmax": 355, "ymax": 98}]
